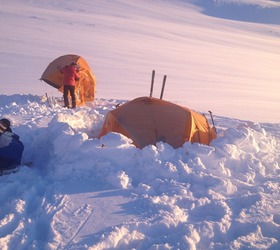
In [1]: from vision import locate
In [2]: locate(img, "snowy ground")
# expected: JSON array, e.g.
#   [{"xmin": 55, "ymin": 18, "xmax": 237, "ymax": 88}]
[
  {"xmin": 0, "ymin": 95, "xmax": 280, "ymax": 249},
  {"xmin": 1, "ymin": 0, "xmax": 280, "ymax": 249}
]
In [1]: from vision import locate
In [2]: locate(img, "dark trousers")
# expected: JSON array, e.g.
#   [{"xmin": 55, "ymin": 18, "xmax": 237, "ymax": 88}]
[{"xmin": 63, "ymin": 85, "xmax": 76, "ymax": 108}]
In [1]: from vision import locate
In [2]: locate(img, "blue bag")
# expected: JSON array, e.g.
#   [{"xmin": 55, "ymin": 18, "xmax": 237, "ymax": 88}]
[{"xmin": 0, "ymin": 132, "xmax": 24, "ymax": 170}]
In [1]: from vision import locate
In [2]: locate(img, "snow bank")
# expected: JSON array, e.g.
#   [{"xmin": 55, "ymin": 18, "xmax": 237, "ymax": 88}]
[{"xmin": 0, "ymin": 95, "xmax": 279, "ymax": 249}]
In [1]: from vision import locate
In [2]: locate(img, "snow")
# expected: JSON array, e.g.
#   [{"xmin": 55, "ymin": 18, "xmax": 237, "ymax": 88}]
[{"xmin": 0, "ymin": 0, "xmax": 280, "ymax": 249}]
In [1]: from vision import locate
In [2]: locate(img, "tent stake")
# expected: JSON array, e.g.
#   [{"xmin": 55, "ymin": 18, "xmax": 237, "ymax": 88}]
[
  {"xmin": 208, "ymin": 110, "xmax": 217, "ymax": 133},
  {"xmin": 150, "ymin": 70, "xmax": 155, "ymax": 97},
  {"xmin": 160, "ymin": 75, "xmax": 167, "ymax": 99},
  {"xmin": 45, "ymin": 93, "xmax": 52, "ymax": 108}
]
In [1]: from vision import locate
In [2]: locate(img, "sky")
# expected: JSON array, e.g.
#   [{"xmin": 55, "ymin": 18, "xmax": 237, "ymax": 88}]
[
  {"xmin": 0, "ymin": 0, "xmax": 280, "ymax": 123},
  {"xmin": 0, "ymin": 1, "xmax": 280, "ymax": 249}
]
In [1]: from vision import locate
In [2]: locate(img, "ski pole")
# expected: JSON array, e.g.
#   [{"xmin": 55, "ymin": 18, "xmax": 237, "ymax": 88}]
[
  {"xmin": 160, "ymin": 75, "xmax": 167, "ymax": 99},
  {"xmin": 150, "ymin": 70, "xmax": 155, "ymax": 97}
]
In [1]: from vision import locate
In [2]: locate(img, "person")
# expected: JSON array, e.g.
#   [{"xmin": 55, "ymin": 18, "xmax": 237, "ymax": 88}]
[
  {"xmin": 60, "ymin": 62, "xmax": 80, "ymax": 109},
  {"xmin": 0, "ymin": 118, "xmax": 24, "ymax": 174},
  {"xmin": 0, "ymin": 118, "xmax": 12, "ymax": 132}
]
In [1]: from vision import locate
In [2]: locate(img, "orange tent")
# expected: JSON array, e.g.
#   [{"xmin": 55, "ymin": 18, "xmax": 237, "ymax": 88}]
[
  {"xmin": 99, "ymin": 97, "xmax": 216, "ymax": 149},
  {"xmin": 41, "ymin": 54, "xmax": 96, "ymax": 106}
]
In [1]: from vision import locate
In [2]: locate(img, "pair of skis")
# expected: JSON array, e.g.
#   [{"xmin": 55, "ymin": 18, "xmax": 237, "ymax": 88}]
[{"xmin": 149, "ymin": 70, "xmax": 167, "ymax": 99}]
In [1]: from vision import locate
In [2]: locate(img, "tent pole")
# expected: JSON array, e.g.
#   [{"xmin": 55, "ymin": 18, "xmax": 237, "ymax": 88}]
[
  {"xmin": 160, "ymin": 75, "xmax": 167, "ymax": 99},
  {"xmin": 208, "ymin": 110, "xmax": 217, "ymax": 133},
  {"xmin": 150, "ymin": 70, "xmax": 155, "ymax": 97}
]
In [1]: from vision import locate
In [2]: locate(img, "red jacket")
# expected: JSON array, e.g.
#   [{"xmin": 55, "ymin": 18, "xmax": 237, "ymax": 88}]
[{"xmin": 60, "ymin": 65, "xmax": 79, "ymax": 86}]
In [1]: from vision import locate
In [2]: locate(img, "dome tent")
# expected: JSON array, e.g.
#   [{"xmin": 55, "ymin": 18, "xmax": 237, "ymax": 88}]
[
  {"xmin": 41, "ymin": 54, "xmax": 96, "ymax": 106},
  {"xmin": 99, "ymin": 97, "xmax": 216, "ymax": 149}
]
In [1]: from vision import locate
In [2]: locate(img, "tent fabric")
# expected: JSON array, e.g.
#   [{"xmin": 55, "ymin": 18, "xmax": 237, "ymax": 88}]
[
  {"xmin": 99, "ymin": 97, "xmax": 216, "ymax": 149},
  {"xmin": 41, "ymin": 54, "xmax": 96, "ymax": 106}
]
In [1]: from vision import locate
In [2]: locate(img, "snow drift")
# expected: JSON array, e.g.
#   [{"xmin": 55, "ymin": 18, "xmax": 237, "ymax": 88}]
[{"xmin": 0, "ymin": 94, "xmax": 279, "ymax": 249}]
